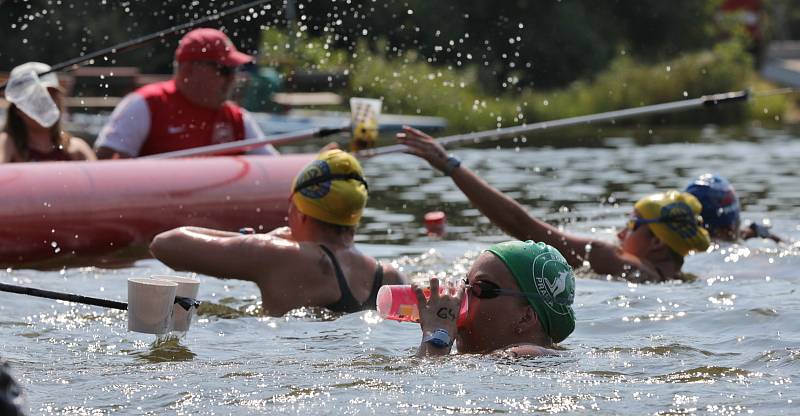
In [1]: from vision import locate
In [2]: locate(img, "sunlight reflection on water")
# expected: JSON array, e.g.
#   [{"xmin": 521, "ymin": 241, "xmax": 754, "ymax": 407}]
[{"xmin": 1, "ymin": 126, "xmax": 799, "ymax": 414}]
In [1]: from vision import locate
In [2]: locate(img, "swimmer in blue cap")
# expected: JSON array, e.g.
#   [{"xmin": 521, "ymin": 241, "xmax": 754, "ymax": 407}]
[
  {"xmin": 398, "ymin": 127, "xmax": 710, "ymax": 283},
  {"xmin": 685, "ymin": 173, "xmax": 781, "ymax": 243}
]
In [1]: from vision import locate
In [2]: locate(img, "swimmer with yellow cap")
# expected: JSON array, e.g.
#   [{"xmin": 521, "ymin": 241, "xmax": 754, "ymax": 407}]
[
  {"xmin": 398, "ymin": 126, "xmax": 710, "ymax": 282},
  {"xmin": 414, "ymin": 240, "xmax": 576, "ymax": 357},
  {"xmin": 151, "ymin": 148, "xmax": 406, "ymax": 316}
]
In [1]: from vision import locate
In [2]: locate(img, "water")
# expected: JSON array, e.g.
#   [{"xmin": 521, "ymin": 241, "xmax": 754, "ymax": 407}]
[{"xmin": 2, "ymin": 125, "xmax": 800, "ymax": 414}]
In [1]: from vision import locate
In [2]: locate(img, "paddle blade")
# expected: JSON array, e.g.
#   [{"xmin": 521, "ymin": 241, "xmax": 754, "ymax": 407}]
[{"xmin": 349, "ymin": 97, "xmax": 381, "ymax": 151}]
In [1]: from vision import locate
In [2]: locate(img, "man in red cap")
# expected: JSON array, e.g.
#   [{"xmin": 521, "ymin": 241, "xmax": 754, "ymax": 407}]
[{"xmin": 95, "ymin": 28, "xmax": 276, "ymax": 158}]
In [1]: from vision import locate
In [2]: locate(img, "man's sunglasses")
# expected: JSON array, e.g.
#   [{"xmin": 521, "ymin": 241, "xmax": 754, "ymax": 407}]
[
  {"xmin": 464, "ymin": 279, "xmax": 572, "ymax": 305},
  {"xmin": 197, "ymin": 61, "xmax": 236, "ymax": 77}
]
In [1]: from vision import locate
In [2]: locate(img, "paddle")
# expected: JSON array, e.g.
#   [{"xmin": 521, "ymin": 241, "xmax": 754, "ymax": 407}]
[
  {"xmin": 139, "ymin": 126, "xmax": 348, "ymax": 159},
  {"xmin": 355, "ymin": 90, "xmax": 751, "ymax": 158},
  {"xmin": 0, "ymin": 0, "xmax": 272, "ymax": 91},
  {"xmin": 0, "ymin": 282, "xmax": 198, "ymax": 311}
]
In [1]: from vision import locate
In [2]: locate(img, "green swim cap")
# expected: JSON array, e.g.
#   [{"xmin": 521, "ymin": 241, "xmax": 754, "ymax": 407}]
[{"xmin": 486, "ymin": 240, "xmax": 576, "ymax": 343}]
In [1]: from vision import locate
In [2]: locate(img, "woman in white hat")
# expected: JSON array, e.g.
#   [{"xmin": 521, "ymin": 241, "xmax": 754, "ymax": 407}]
[{"xmin": 1, "ymin": 62, "xmax": 95, "ymax": 163}]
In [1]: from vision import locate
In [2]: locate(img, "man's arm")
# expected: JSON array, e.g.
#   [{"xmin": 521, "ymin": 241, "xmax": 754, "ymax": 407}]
[{"xmin": 94, "ymin": 93, "xmax": 150, "ymax": 159}]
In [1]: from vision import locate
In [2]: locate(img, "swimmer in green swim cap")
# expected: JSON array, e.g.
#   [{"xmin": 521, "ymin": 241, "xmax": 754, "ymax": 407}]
[
  {"xmin": 398, "ymin": 127, "xmax": 710, "ymax": 283},
  {"xmin": 414, "ymin": 240, "xmax": 576, "ymax": 357}
]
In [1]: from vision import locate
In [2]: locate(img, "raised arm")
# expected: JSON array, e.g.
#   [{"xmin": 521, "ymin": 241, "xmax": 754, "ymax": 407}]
[{"xmin": 397, "ymin": 126, "xmax": 592, "ymax": 268}]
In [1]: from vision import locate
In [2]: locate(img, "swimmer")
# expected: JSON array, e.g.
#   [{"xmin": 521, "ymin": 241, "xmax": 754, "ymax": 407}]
[
  {"xmin": 397, "ymin": 126, "xmax": 710, "ymax": 283},
  {"xmin": 415, "ymin": 240, "xmax": 576, "ymax": 357},
  {"xmin": 685, "ymin": 173, "xmax": 782, "ymax": 243},
  {"xmin": 150, "ymin": 149, "xmax": 406, "ymax": 315}
]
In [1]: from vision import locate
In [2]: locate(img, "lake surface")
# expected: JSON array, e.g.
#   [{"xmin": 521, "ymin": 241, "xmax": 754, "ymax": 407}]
[{"xmin": 1, "ymin": 124, "xmax": 799, "ymax": 415}]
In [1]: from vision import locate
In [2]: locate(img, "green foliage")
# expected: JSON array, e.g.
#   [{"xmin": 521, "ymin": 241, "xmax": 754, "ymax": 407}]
[{"xmin": 341, "ymin": 37, "xmax": 787, "ymax": 131}]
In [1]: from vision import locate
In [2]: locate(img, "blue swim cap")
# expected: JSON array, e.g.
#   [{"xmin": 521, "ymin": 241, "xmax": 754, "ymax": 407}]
[{"xmin": 684, "ymin": 174, "xmax": 741, "ymax": 231}]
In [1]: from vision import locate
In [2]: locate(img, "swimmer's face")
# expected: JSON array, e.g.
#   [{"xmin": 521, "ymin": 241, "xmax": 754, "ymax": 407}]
[{"xmin": 457, "ymin": 252, "xmax": 533, "ymax": 353}]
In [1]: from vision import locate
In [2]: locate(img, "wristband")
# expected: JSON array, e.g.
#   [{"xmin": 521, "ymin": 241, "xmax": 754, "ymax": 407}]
[
  {"xmin": 442, "ymin": 156, "xmax": 461, "ymax": 176},
  {"xmin": 422, "ymin": 328, "xmax": 452, "ymax": 348}
]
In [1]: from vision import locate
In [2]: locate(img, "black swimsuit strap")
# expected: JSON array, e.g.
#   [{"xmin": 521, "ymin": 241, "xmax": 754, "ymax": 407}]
[
  {"xmin": 319, "ymin": 245, "xmax": 385, "ymax": 313},
  {"xmin": 320, "ymin": 245, "xmax": 363, "ymax": 313}
]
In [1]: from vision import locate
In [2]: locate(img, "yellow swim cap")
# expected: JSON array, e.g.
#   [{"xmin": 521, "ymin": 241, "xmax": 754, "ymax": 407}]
[
  {"xmin": 291, "ymin": 149, "xmax": 368, "ymax": 226},
  {"xmin": 634, "ymin": 190, "xmax": 711, "ymax": 256}
]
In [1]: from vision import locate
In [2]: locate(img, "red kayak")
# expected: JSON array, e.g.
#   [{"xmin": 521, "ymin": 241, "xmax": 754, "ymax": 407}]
[{"xmin": 0, "ymin": 154, "xmax": 315, "ymax": 268}]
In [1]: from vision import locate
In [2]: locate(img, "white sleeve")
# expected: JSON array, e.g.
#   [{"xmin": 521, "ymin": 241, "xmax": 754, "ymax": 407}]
[
  {"xmin": 242, "ymin": 110, "xmax": 279, "ymax": 155},
  {"xmin": 94, "ymin": 93, "xmax": 151, "ymax": 157}
]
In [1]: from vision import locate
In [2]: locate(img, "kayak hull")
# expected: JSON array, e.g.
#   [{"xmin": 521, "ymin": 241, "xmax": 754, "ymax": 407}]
[{"xmin": 0, "ymin": 154, "xmax": 315, "ymax": 268}]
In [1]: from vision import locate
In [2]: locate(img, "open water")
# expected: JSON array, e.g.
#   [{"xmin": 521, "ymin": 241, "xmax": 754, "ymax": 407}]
[{"xmin": 1, "ymin": 125, "xmax": 799, "ymax": 415}]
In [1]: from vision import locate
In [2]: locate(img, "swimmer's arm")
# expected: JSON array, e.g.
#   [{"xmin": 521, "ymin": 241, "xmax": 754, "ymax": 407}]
[
  {"xmin": 741, "ymin": 223, "xmax": 783, "ymax": 243},
  {"xmin": 501, "ymin": 344, "xmax": 560, "ymax": 357},
  {"xmin": 398, "ymin": 126, "xmax": 589, "ymax": 268},
  {"xmin": 150, "ymin": 226, "xmax": 280, "ymax": 281},
  {"xmin": 265, "ymin": 226, "xmax": 294, "ymax": 240}
]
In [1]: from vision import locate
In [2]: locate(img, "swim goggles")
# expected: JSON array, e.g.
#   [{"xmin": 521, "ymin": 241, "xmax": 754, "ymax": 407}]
[
  {"xmin": 464, "ymin": 279, "xmax": 572, "ymax": 305},
  {"xmin": 293, "ymin": 173, "xmax": 369, "ymax": 193}
]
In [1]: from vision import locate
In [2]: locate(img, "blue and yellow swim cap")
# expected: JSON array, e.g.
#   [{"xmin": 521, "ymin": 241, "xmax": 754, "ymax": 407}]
[
  {"xmin": 486, "ymin": 241, "xmax": 576, "ymax": 344},
  {"xmin": 291, "ymin": 149, "xmax": 368, "ymax": 226},
  {"xmin": 634, "ymin": 190, "xmax": 711, "ymax": 256},
  {"xmin": 684, "ymin": 173, "xmax": 741, "ymax": 232}
]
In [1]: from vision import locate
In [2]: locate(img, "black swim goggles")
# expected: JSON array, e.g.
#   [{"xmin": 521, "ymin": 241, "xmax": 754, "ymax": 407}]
[
  {"xmin": 293, "ymin": 173, "xmax": 369, "ymax": 193},
  {"xmin": 464, "ymin": 279, "xmax": 572, "ymax": 306}
]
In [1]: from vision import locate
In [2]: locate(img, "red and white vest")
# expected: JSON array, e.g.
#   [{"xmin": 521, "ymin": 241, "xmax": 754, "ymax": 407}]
[{"xmin": 136, "ymin": 80, "xmax": 245, "ymax": 156}]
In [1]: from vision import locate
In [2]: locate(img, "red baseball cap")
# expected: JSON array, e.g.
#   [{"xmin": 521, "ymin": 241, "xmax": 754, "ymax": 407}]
[{"xmin": 175, "ymin": 28, "xmax": 253, "ymax": 67}]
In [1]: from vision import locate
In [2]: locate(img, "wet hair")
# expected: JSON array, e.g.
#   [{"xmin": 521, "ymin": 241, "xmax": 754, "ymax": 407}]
[{"xmin": 3, "ymin": 100, "xmax": 69, "ymax": 161}]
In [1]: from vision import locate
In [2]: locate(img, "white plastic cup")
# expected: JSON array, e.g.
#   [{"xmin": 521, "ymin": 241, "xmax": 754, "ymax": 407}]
[
  {"xmin": 151, "ymin": 275, "xmax": 200, "ymax": 332},
  {"xmin": 4, "ymin": 69, "xmax": 60, "ymax": 128},
  {"xmin": 127, "ymin": 278, "xmax": 178, "ymax": 334},
  {"xmin": 349, "ymin": 97, "xmax": 382, "ymax": 151}
]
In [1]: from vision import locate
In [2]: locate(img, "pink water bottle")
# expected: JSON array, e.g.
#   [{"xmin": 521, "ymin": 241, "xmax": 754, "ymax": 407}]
[{"xmin": 376, "ymin": 285, "xmax": 469, "ymax": 325}]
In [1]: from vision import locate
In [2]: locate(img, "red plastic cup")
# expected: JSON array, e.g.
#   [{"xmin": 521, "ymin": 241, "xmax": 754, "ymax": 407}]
[
  {"xmin": 424, "ymin": 211, "xmax": 447, "ymax": 236},
  {"xmin": 376, "ymin": 284, "xmax": 469, "ymax": 326}
]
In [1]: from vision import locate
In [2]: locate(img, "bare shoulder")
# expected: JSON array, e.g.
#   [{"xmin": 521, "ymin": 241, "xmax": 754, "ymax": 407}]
[
  {"xmin": 502, "ymin": 344, "xmax": 562, "ymax": 357},
  {"xmin": 67, "ymin": 136, "xmax": 97, "ymax": 161}
]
